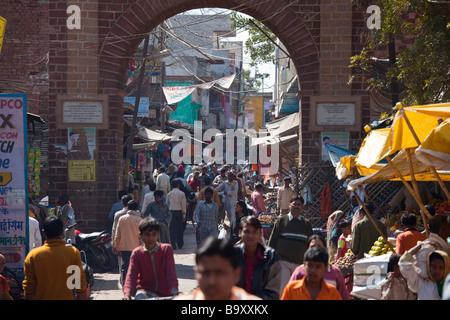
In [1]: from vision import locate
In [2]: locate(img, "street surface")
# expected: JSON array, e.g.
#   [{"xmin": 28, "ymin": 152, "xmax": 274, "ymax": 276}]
[{"xmin": 90, "ymin": 222, "xmax": 199, "ymax": 300}]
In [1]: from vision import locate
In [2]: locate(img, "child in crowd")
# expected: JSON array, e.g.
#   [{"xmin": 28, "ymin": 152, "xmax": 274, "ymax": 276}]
[
  {"xmin": 281, "ymin": 246, "xmax": 342, "ymax": 300},
  {"xmin": 122, "ymin": 217, "xmax": 178, "ymax": 300},
  {"xmin": 399, "ymin": 242, "xmax": 450, "ymax": 300},
  {"xmin": 380, "ymin": 253, "xmax": 416, "ymax": 300},
  {"xmin": 289, "ymin": 234, "xmax": 351, "ymax": 300},
  {"xmin": 335, "ymin": 219, "xmax": 352, "ymax": 262},
  {"xmin": 174, "ymin": 237, "xmax": 260, "ymax": 300}
]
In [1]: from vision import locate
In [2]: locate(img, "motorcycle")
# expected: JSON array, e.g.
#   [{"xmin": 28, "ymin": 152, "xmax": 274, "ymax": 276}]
[
  {"xmin": 74, "ymin": 230, "xmax": 117, "ymax": 273},
  {"xmin": 78, "ymin": 250, "xmax": 94, "ymax": 299}
]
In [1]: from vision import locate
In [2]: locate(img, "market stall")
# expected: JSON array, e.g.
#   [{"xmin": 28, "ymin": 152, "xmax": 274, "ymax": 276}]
[{"xmin": 335, "ymin": 102, "xmax": 450, "ymax": 299}]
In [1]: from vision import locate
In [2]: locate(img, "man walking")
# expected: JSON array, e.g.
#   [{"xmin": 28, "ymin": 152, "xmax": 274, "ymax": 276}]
[
  {"xmin": 144, "ymin": 190, "xmax": 172, "ymax": 244},
  {"xmin": 277, "ymin": 177, "xmax": 295, "ymax": 215},
  {"xmin": 268, "ymin": 196, "xmax": 313, "ymax": 296},
  {"xmin": 156, "ymin": 167, "xmax": 171, "ymax": 196},
  {"xmin": 23, "ymin": 216, "xmax": 87, "ymax": 300},
  {"xmin": 113, "ymin": 200, "xmax": 142, "ymax": 285},
  {"xmin": 216, "ymin": 171, "xmax": 239, "ymax": 237},
  {"xmin": 167, "ymin": 179, "xmax": 187, "ymax": 250},
  {"xmin": 194, "ymin": 188, "xmax": 219, "ymax": 243}
]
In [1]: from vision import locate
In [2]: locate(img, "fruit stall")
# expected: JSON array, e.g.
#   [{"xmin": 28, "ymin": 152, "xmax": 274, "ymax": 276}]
[{"xmin": 333, "ymin": 102, "xmax": 450, "ymax": 299}]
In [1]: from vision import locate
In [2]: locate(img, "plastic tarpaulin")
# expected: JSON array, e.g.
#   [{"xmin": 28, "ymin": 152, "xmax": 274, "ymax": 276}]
[
  {"xmin": 249, "ymin": 133, "xmax": 298, "ymax": 147},
  {"xmin": 415, "ymin": 118, "xmax": 450, "ymax": 170},
  {"xmin": 137, "ymin": 128, "xmax": 172, "ymax": 143},
  {"xmin": 357, "ymin": 102, "xmax": 450, "ymax": 168},
  {"xmin": 265, "ymin": 112, "xmax": 299, "ymax": 137},
  {"xmin": 336, "ymin": 155, "xmax": 385, "ymax": 180},
  {"xmin": 332, "ymin": 140, "xmax": 387, "ymax": 180},
  {"xmin": 326, "ymin": 143, "xmax": 357, "ymax": 168},
  {"xmin": 347, "ymin": 148, "xmax": 450, "ymax": 192}
]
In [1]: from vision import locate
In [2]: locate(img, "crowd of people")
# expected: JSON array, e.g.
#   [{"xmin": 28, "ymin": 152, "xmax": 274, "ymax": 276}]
[
  {"xmin": 109, "ymin": 162, "xmax": 450, "ymax": 301},
  {"xmin": 2, "ymin": 161, "xmax": 450, "ymax": 301}
]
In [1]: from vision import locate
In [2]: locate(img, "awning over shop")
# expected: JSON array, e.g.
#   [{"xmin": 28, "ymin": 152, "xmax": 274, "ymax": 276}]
[
  {"xmin": 132, "ymin": 142, "xmax": 158, "ymax": 151},
  {"xmin": 27, "ymin": 112, "xmax": 46, "ymax": 124},
  {"xmin": 415, "ymin": 118, "xmax": 450, "ymax": 170},
  {"xmin": 137, "ymin": 128, "xmax": 173, "ymax": 143},
  {"xmin": 356, "ymin": 102, "xmax": 450, "ymax": 168},
  {"xmin": 347, "ymin": 148, "xmax": 450, "ymax": 192},
  {"xmin": 279, "ymin": 76, "xmax": 299, "ymax": 115},
  {"xmin": 354, "ymin": 128, "xmax": 391, "ymax": 169},
  {"xmin": 249, "ymin": 133, "xmax": 298, "ymax": 147},
  {"xmin": 265, "ymin": 112, "xmax": 299, "ymax": 137}
]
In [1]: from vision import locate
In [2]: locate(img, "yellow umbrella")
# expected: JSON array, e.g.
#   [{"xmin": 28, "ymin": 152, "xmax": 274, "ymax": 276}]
[
  {"xmin": 347, "ymin": 147, "xmax": 450, "ymax": 235},
  {"xmin": 360, "ymin": 102, "xmax": 450, "ymax": 168},
  {"xmin": 335, "ymin": 127, "xmax": 389, "ymax": 179},
  {"xmin": 347, "ymin": 148, "xmax": 450, "ymax": 190},
  {"xmin": 415, "ymin": 118, "xmax": 450, "ymax": 170},
  {"xmin": 354, "ymin": 127, "xmax": 390, "ymax": 169}
]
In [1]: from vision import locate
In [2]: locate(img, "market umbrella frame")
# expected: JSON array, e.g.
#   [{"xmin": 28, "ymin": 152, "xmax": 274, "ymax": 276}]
[{"xmin": 395, "ymin": 103, "xmax": 450, "ymax": 201}]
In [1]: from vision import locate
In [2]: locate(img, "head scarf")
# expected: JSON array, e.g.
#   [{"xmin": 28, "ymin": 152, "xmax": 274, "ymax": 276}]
[
  {"xmin": 326, "ymin": 210, "xmax": 345, "ymax": 248},
  {"xmin": 428, "ymin": 250, "xmax": 450, "ymax": 282}
]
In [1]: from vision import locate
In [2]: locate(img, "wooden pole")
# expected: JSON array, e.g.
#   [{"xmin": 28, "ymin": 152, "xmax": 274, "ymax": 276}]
[
  {"xmin": 405, "ymin": 148, "xmax": 423, "ymax": 205},
  {"xmin": 386, "ymin": 156, "xmax": 430, "ymax": 236},
  {"xmin": 124, "ymin": 35, "xmax": 150, "ymax": 189},
  {"xmin": 399, "ymin": 107, "xmax": 450, "ymax": 200},
  {"xmin": 352, "ymin": 190, "xmax": 394, "ymax": 252}
]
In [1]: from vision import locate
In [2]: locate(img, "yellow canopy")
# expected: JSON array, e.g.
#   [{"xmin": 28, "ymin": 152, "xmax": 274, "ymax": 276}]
[
  {"xmin": 354, "ymin": 128, "xmax": 390, "ymax": 169},
  {"xmin": 336, "ymin": 154, "xmax": 384, "ymax": 180},
  {"xmin": 415, "ymin": 118, "xmax": 450, "ymax": 170},
  {"xmin": 357, "ymin": 102, "xmax": 450, "ymax": 168},
  {"xmin": 347, "ymin": 148, "xmax": 450, "ymax": 192}
]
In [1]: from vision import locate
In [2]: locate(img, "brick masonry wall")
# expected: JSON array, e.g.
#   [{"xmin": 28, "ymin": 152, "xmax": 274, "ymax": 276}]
[
  {"xmin": 1, "ymin": 0, "xmax": 380, "ymax": 231},
  {"xmin": 0, "ymin": 0, "xmax": 49, "ymax": 116}
]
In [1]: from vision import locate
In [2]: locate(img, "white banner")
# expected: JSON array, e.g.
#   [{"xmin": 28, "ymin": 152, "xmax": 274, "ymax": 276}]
[
  {"xmin": 163, "ymin": 74, "xmax": 236, "ymax": 105},
  {"xmin": 0, "ymin": 94, "xmax": 28, "ymax": 278}
]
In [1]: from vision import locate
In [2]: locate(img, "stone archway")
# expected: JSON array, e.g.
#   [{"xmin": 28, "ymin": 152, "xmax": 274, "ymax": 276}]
[{"xmin": 46, "ymin": 0, "xmax": 367, "ymax": 230}]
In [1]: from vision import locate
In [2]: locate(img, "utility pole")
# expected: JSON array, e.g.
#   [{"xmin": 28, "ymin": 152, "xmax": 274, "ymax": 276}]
[
  {"xmin": 124, "ymin": 34, "xmax": 150, "ymax": 189},
  {"xmin": 160, "ymin": 61, "xmax": 166, "ymax": 131},
  {"xmin": 159, "ymin": 23, "xmax": 166, "ymax": 132}
]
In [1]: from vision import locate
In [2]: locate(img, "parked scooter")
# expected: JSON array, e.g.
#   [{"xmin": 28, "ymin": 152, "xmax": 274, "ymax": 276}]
[
  {"xmin": 80, "ymin": 250, "xmax": 94, "ymax": 299},
  {"xmin": 74, "ymin": 230, "xmax": 117, "ymax": 273}
]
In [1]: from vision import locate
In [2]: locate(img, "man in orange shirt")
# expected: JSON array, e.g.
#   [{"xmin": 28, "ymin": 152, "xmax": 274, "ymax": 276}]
[
  {"xmin": 395, "ymin": 211, "xmax": 427, "ymax": 255},
  {"xmin": 281, "ymin": 246, "xmax": 342, "ymax": 300}
]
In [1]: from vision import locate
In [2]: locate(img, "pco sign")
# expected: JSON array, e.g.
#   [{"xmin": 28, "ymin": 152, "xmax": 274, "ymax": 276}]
[{"xmin": 0, "ymin": 98, "xmax": 23, "ymax": 109}]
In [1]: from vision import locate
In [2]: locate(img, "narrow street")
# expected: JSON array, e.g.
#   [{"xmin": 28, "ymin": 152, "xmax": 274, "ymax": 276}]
[{"xmin": 90, "ymin": 222, "xmax": 199, "ymax": 300}]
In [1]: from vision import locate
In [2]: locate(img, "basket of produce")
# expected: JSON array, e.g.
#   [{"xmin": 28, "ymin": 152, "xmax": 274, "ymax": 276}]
[{"xmin": 334, "ymin": 249, "xmax": 358, "ymax": 271}]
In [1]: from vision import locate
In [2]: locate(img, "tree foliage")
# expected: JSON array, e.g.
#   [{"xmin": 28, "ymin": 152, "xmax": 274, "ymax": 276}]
[
  {"xmin": 350, "ymin": 0, "xmax": 450, "ymax": 106},
  {"xmin": 230, "ymin": 12, "xmax": 276, "ymax": 67}
]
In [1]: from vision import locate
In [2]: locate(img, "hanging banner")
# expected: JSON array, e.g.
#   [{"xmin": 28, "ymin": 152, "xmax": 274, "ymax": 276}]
[
  {"xmin": 0, "ymin": 93, "xmax": 28, "ymax": 279},
  {"xmin": 162, "ymin": 86, "xmax": 197, "ymax": 105},
  {"xmin": 163, "ymin": 74, "xmax": 236, "ymax": 105},
  {"xmin": 214, "ymin": 73, "xmax": 236, "ymax": 89},
  {"xmin": 0, "ymin": 16, "xmax": 6, "ymax": 54}
]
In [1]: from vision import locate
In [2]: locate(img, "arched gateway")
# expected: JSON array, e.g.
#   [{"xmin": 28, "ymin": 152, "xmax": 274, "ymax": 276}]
[{"xmin": 43, "ymin": 0, "xmax": 372, "ymax": 230}]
